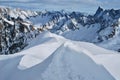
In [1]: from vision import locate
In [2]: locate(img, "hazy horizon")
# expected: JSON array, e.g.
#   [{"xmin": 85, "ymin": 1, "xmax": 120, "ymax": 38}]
[{"xmin": 0, "ymin": 0, "xmax": 119, "ymax": 14}]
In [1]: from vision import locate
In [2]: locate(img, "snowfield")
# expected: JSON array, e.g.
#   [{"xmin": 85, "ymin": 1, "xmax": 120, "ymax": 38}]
[{"xmin": 0, "ymin": 31, "xmax": 120, "ymax": 80}]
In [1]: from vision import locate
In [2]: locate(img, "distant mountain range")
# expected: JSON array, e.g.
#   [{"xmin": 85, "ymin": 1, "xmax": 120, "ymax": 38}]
[{"xmin": 0, "ymin": 6, "xmax": 120, "ymax": 54}]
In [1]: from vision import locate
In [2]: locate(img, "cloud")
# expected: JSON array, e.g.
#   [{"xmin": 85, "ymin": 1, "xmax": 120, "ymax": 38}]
[
  {"xmin": 100, "ymin": 0, "xmax": 120, "ymax": 9},
  {"xmin": 0, "ymin": 0, "xmax": 101, "ymax": 5},
  {"xmin": 0, "ymin": 0, "xmax": 102, "ymax": 14},
  {"xmin": 40, "ymin": 0, "xmax": 101, "ymax": 6}
]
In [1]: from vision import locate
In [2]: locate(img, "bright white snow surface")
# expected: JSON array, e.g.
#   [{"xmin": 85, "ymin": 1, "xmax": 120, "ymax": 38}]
[{"xmin": 0, "ymin": 31, "xmax": 120, "ymax": 80}]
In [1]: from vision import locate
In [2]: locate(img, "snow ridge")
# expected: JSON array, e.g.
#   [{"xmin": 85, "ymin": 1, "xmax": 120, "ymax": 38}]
[{"xmin": 0, "ymin": 32, "xmax": 117, "ymax": 80}]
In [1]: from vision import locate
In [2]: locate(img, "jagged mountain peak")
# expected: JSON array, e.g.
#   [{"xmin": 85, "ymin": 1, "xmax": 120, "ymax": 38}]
[
  {"xmin": 94, "ymin": 6, "xmax": 104, "ymax": 17},
  {"xmin": 94, "ymin": 7, "xmax": 120, "ymax": 19}
]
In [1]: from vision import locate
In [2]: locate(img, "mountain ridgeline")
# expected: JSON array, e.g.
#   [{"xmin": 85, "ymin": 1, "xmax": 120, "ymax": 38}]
[{"xmin": 0, "ymin": 6, "xmax": 120, "ymax": 54}]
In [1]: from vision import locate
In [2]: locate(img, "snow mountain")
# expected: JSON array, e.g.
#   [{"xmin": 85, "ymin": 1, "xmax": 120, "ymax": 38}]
[
  {"xmin": 0, "ymin": 6, "xmax": 120, "ymax": 80},
  {"xmin": 0, "ymin": 6, "xmax": 39, "ymax": 54},
  {"xmin": 27, "ymin": 7, "xmax": 120, "ymax": 51},
  {"xmin": 0, "ymin": 6, "xmax": 120, "ymax": 53},
  {"xmin": 27, "ymin": 7, "xmax": 120, "ymax": 42}
]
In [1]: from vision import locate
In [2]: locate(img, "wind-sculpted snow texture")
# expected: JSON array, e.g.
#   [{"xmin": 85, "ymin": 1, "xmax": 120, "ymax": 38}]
[{"xmin": 0, "ymin": 32, "xmax": 119, "ymax": 80}]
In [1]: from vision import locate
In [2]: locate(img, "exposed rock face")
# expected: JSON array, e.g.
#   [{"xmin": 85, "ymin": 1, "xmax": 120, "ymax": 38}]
[
  {"xmin": 0, "ymin": 7, "xmax": 39, "ymax": 54},
  {"xmin": 94, "ymin": 6, "xmax": 104, "ymax": 18}
]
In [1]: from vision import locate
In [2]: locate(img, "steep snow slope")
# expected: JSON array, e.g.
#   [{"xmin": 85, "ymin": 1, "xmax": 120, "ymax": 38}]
[
  {"xmin": 0, "ymin": 32, "xmax": 119, "ymax": 80},
  {"xmin": 62, "ymin": 23, "xmax": 101, "ymax": 42},
  {"xmin": 95, "ymin": 54, "xmax": 120, "ymax": 80},
  {"xmin": 97, "ymin": 18, "xmax": 120, "ymax": 51}
]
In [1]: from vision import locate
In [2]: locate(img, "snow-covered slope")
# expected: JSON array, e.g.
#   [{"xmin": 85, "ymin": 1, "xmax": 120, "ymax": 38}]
[
  {"xmin": 62, "ymin": 23, "xmax": 101, "ymax": 42},
  {"xmin": 0, "ymin": 32, "xmax": 120, "ymax": 80},
  {"xmin": 97, "ymin": 18, "xmax": 120, "ymax": 51}
]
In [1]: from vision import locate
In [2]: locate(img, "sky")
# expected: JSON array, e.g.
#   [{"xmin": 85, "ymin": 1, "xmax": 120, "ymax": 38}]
[{"xmin": 0, "ymin": 0, "xmax": 120, "ymax": 14}]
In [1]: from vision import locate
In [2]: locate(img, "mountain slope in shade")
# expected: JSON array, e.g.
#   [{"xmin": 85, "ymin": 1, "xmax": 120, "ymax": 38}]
[
  {"xmin": 0, "ymin": 32, "xmax": 120, "ymax": 80},
  {"xmin": 0, "ymin": 6, "xmax": 40, "ymax": 54}
]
